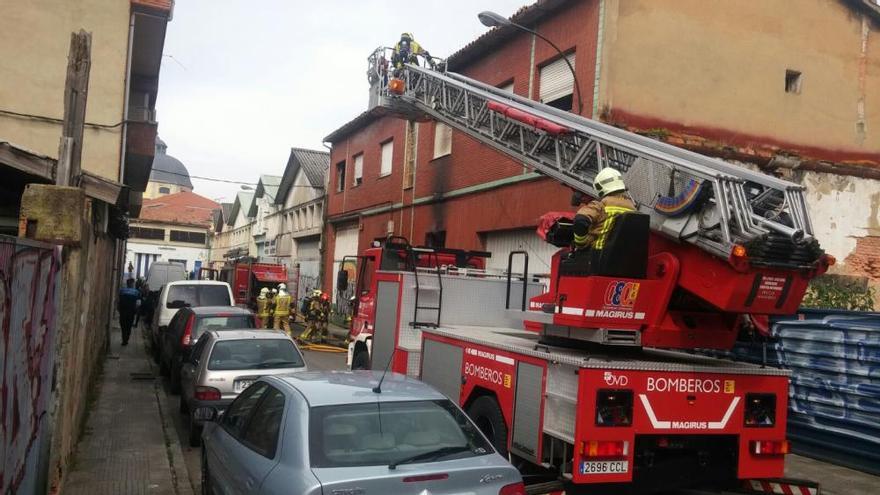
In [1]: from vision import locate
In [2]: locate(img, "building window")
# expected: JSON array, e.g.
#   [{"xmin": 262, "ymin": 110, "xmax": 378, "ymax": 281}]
[
  {"xmin": 129, "ymin": 226, "xmax": 165, "ymax": 240},
  {"xmin": 499, "ymin": 81, "xmax": 514, "ymax": 94},
  {"xmin": 380, "ymin": 140, "xmax": 393, "ymax": 177},
  {"xmin": 170, "ymin": 230, "xmax": 207, "ymax": 244},
  {"xmin": 353, "ymin": 153, "xmax": 364, "ymax": 186},
  {"xmin": 785, "ymin": 69, "xmax": 802, "ymax": 94},
  {"xmin": 425, "ymin": 231, "xmax": 446, "ymax": 248},
  {"xmin": 540, "ymin": 53, "xmax": 576, "ymax": 110},
  {"xmin": 158, "ymin": 186, "xmax": 171, "ymax": 194},
  {"xmin": 433, "ymin": 123, "xmax": 452, "ymax": 159},
  {"xmin": 336, "ymin": 161, "xmax": 346, "ymax": 192}
]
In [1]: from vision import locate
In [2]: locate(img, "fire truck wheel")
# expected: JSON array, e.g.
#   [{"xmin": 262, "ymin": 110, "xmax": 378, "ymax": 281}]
[
  {"xmin": 467, "ymin": 395, "xmax": 509, "ymax": 457},
  {"xmin": 351, "ymin": 347, "xmax": 370, "ymax": 370}
]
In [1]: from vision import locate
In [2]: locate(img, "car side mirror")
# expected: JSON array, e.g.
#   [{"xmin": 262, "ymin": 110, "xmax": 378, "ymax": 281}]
[
  {"xmin": 336, "ymin": 270, "xmax": 349, "ymax": 292},
  {"xmin": 168, "ymin": 300, "xmax": 187, "ymax": 309},
  {"xmin": 194, "ymin": 406, "xmax": 220, "ymax": 422}
]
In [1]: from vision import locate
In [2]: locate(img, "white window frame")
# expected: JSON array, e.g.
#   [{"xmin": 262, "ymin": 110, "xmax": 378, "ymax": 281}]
[
  {"xmin": 433, "ymin": 123, "xmax": 452, "ymax": 159},
  {"xmin": 353, "ymin": 153, "xmax": 364, "ymax": 186},
  {"xmin": 380, "ymin": 140, "xmax": 393, "ymax": 177},
  {"xmin": 499, "ymin": 81, "xmax": 514, "ymax": 93}
]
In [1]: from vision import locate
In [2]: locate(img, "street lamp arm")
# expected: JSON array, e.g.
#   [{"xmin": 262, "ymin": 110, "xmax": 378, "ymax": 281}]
[{"xmin": 517, "ymin": 23, "xmax": 584, "ymax": 115}]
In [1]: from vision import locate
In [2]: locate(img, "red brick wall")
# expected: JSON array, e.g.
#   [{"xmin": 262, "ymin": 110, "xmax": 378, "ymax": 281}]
[{"xmin": 845, "ymin": 236, "xmax": 880, "ymax": 280}]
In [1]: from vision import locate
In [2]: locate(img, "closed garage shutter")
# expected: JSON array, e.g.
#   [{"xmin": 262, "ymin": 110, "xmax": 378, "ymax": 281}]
[
  {"xmin": 484, "ymin": 229, "xmax": 559, "ymax": 279},
  {"xmin": 332, "ymin": 226, "xmax": 360, "ymax": 302},
  {"xmin": 296, "ymin": 238, "xmax": 320, "ymax": 261},
  {"xmin": 539, "ymin": 53, "xmax": 575, "ymax": 104}
]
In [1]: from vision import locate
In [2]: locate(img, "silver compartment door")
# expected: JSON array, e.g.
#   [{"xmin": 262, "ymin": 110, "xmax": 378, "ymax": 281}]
[
  {"xmin": 511, "ymin": 361, "xmax": 544, "ymax": 462},
  {"xmin": 420, "ymin": 339, "xmax": 463, "ymax": 402},
  {"xmin": 371, "ymin": 281, "xmax": 400, "ymax": 371}
]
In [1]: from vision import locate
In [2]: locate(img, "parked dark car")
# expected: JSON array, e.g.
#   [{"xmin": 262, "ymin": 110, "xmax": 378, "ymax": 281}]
[{"xmin": 159, "ymin": 306, "xmax": 256, "ymax": 393}]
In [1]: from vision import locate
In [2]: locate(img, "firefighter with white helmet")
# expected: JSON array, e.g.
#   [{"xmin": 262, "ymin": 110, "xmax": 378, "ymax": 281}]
[
  {"xmin": 571, "ymin": 167, "xmax": 635, "ymax": 251},
  {"xmin": 273, "ymin": 283, "xmax": 292, "ymax": 335},
  {"xmin": 256, "ymin": 287, "xmax": 271, "ymax": 329}
]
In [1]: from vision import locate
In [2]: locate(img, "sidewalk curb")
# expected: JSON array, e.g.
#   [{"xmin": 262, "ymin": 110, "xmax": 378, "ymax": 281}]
[{"xmin": 152, "ymin": 363, "xmax": 195, "ymax": 495}]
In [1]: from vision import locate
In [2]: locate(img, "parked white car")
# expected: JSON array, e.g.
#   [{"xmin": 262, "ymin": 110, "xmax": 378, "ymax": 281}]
[{"xmin": 148, "ymin": 280, "xmax": 234, "ymax": 358}]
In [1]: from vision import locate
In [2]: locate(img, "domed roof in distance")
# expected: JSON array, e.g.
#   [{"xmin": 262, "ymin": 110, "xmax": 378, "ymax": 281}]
[{"xmin": 149, "ymin": 138, "xmax": 193, "ymax": 189}]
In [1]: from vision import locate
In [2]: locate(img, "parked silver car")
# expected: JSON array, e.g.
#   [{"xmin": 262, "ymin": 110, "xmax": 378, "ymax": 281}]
[
  {"xmin": 180, "ymin": 330, "xmax": 306, "ymax": 446},
  {"xmin": 197, "ymin": 371, "xmax": 525, "ymax": 495}
]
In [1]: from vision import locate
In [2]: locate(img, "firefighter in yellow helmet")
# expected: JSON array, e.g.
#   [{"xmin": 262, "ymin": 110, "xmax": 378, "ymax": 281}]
[
  {"xmin": 273, "ymin": 284, "xmax": 292, "ymax": 335},
  {"xmin": 255, "ymin": 287, "xmax": 270, "ymax": 329},
  {"xmin": 392, "ymin": 32, "xmax": 433, "ymax": 73},
  {"xmin": 571, "ymin": 167, "xmax": 635, "ymax": 251}
]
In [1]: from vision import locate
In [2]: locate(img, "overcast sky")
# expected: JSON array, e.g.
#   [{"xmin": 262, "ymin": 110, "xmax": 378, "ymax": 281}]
[{"xmin": 155, "ymin": 1, "xmax": 528, "ymax": 202}]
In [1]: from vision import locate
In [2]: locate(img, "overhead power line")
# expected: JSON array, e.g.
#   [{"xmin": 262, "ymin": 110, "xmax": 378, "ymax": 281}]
[
  {"xmin": 0, "ymin": 108, "xmax": 125, "ymax": 129},
  {"xmin": 151, "ymin": 167, "xmax": 324, "ymax": 188}
]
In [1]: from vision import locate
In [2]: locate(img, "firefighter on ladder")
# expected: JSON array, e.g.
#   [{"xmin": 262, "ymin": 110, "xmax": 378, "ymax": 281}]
[
  {"xmin": 301, "ymin": 289, "xmax": 330, "ymax": 343},
  {"xmin": 256, "ymin": 287, "xmax": 270, "ymax": 329},
  {"xmin": 391, "ymin": 32, "xmax": 433, "ymax": 74},
  {"xmin": 571, "ymin": 167, "xmax": 635, "ymax": 252},
  {"xmin": 273, "ymin": 284, "xmax": 292, "ymax": 335}
]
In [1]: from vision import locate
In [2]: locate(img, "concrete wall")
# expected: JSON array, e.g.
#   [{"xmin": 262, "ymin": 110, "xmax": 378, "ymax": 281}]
[
  {"xmin": 0, "ymin": 0, "xmax": 130, "ymax": 181},
  {"xmin": 598, "ymin": 0, "xmax": 879, "ymax": 162},
  {"xmin": 0, "ymin": 237, "xmax": 61, "ymax": 494}
]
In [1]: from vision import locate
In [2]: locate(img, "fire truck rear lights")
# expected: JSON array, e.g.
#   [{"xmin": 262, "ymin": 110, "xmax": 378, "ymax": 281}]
[
  {"xmin": 751, "ymin": 440, "xmax": 789, "ymax": 455},
  {"xmin": 744, "ymin": 393, "xmax": 776, "ymax": 427},
  {"xmin": 595, "ymin": 389, "xmax": 633, "ymax": 427},
  {"xmin": 583, "ymin": 440, "xmax": 629, "ymax": 458},
  {"xmin": 498, "ymin": 482, "xmax": 526, "ymax": 495},
  {"xmin": 388, "ymin": 78, "xmax": 405, "ymax": 94}
]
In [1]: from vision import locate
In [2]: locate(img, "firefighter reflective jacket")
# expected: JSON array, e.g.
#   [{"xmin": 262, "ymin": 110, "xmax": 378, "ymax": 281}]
[
  {"xmin": 255, "ymin": 296, "xmax": 269, "ymax": 318},
  {"xmin": 274, "ymin": 293, "xmax": 291, "ymax": 316},
  {"xmin": 573, "ymin": 193, "xmax": 635, "ymax": 250}
]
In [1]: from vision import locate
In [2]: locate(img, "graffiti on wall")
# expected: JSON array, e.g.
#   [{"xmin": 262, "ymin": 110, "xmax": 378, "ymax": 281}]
[{"xmin": 0, "ymin": 236, "xmax": 61, "ymax": 494}]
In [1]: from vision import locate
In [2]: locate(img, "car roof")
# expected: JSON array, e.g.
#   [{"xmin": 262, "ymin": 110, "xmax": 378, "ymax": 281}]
[
  {"xmin": 267, "ymin": 371, "xmax": 446, "ymax": 407},
  {"xmin": 208, "ymin": 329, "xmax": 291, "ymax": 341},
  {"xmin": 166, "ymin": 280, "xmax": 229, "ymax": 286},
  {"xmin": 188, "ymin": 306, "xmax": 252, "ymax": 315}
]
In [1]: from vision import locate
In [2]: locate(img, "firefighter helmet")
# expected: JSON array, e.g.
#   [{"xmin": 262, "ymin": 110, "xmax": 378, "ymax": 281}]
[
  {"xmin": 278, "ymin": 283, "xmax": 287, "ymax": 291},
  {"xmin": 401, "ymin": 32, "xmax": 413, "ymax": 41},
  {"xmin": 312, "ymin": 289, "xmax": 322, "ymax": 297},
  {"xmin": 594, "ymin": 167, "xmax": 626, "ymax": 197},
  {"xmin": 260, "ymin": 287, "xmax": 268, "ymax": 295}
]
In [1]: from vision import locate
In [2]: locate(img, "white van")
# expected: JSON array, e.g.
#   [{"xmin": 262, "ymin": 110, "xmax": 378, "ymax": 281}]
[
  {"xmin": 146, "ymin": 262, "xmax": 187, "ymax": 291},
  {"xmin": 148, "ymin": 280, "xmax": 234, "ymax": 357}
]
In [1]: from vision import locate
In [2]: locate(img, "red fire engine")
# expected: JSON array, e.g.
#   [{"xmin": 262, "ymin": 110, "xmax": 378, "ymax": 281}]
[
  {"xmin": 219, "ymin": 260, "xmax": 288, "ymax": 308},
  {"xmin": 334, "ymin": 48, "xmax": 829, "ymax": 491}
]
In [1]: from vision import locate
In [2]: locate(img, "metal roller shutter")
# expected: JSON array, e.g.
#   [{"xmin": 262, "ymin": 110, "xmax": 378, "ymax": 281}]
[
  {"xmin": 539, "ymin": 53, "xmax": 576, "ymax": 104},
  {"xmin": 484, "ymin": 229, "xmax": 558, "ymax": 278}
]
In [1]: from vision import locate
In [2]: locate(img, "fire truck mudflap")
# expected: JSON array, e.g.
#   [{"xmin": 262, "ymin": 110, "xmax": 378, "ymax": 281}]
[{"xmin": 418, "ymin": 326, "xmax": 790, "ymax": 489}]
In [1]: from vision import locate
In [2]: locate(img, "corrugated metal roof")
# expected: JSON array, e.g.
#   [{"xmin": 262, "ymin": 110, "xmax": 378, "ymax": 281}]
[{"xmin": 276, "ymin": 147, "xmax": 329, "ymax": 204}]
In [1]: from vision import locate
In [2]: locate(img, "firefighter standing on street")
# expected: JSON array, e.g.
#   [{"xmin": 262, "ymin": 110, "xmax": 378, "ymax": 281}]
[
  {"xmin": 256, "ymin": 287, "xmax": 270, "ymax": 329},
  {"xmin": 273, "ymin": 283, "xmax": 292, "ymax": 335},
  {"xmin": 571, "ymin": 167, "xmax": 635, "ymax": 252},
  {"xmin": 392, "ymin": 32, "xmax": 433, "ymax": 73},
  {"xmin": 301, "ymin": 289, "xmax": 330, "ymax": 343},
  {"xmin": 266, "ymin": 288, "xmax": 277, "ymax": 329}
]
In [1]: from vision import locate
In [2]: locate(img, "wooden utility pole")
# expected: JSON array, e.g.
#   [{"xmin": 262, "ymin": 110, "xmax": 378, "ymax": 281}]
[{"xmin": 56, "ymin": 30, "xmax": 92, "ymax": 186}]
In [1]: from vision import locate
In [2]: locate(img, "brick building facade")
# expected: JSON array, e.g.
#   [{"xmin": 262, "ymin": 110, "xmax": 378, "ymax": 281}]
[{"xmin": 323, "ymin": 0, "xmax": 880, "ymax": 302}]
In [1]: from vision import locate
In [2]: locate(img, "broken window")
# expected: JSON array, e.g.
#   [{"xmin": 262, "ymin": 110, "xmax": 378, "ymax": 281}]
[
  {"xmin": 785, "ymin": 70, "xmax": 802, "ymax": 94},
  {"xmin": 336, "ymin": 161, "xmax": 346, "ymax": 192},
  {"xmin": 540, "ymin": 53, "xmax": 576, "ymax": 110},
  {"xmin": 353, "ymin": 154, "xmax": 364, "ymax": 186}
]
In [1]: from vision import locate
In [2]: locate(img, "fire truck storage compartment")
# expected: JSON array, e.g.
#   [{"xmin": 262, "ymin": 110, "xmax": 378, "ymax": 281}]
[
  {"xmin": 371, "ymin": 280, "xmax": 400, "ymax": 371},
  {"xmin": 420, "ymin": 339, "xmax": 463, "ymax": 401}
]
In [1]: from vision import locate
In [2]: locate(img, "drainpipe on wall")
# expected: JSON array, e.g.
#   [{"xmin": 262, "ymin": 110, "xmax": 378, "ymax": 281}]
[{"xmin": 591, "ymin": 0, "xmax": 606, "ymax": 120}]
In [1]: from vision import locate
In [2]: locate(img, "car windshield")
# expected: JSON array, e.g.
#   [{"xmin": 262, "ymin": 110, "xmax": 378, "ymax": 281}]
[
  {"xmin": 207, "ymin": 339, "xmax": 304, "ymax": 371},
  {"xmin": 193, "ymin": 315, "xmax": 254, "ymax": 340},
  {"xmin": 166, "ymin": 285, "xmax": 230, "ymax": 308},
  {"xmin": 309, "ymin": 399, "xmax": 492, "ymax": 468}
]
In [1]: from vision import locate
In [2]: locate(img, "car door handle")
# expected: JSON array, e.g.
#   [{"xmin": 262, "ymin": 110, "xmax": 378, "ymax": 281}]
[{"xmin": 245, "ymin": 477, "xmax": 256, "ymax": 490}]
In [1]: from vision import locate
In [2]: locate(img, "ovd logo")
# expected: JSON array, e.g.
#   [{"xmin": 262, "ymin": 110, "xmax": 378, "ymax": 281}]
[{"xmin": 604, "ymin": 281, "xmax": 640, "ymax": 308}]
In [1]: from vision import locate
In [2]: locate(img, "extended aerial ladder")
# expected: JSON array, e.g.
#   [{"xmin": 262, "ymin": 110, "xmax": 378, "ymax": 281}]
[{"xmin": 367, "ymin": 47, "xmax": 832, "ymax": 349}]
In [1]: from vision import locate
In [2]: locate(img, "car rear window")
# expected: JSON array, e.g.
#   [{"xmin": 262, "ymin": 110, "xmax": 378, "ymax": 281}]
[
  {"xmin": 166, "ymin": 285, "xmax": 230, "ymax": 308},
  {"xmin": 193, "ymin": 315, "xmax": 255, "ymax": 340},
  {"xmin": 309, "ymin": 400, "xmax": 492, "ymax": 468},
  {"xmin": 207, "ymin": 339, "xmax": 304, "ymax": 371}
]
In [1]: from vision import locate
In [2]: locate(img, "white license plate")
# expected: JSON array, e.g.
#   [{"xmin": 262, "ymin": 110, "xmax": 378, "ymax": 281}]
[
  {"xmin": 234, "ymin": 380, "xmax": 254, "ymax": 392},
  {"xmin": 580, "ymin": 460, "xmax": 629, "ymax": 475}
]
